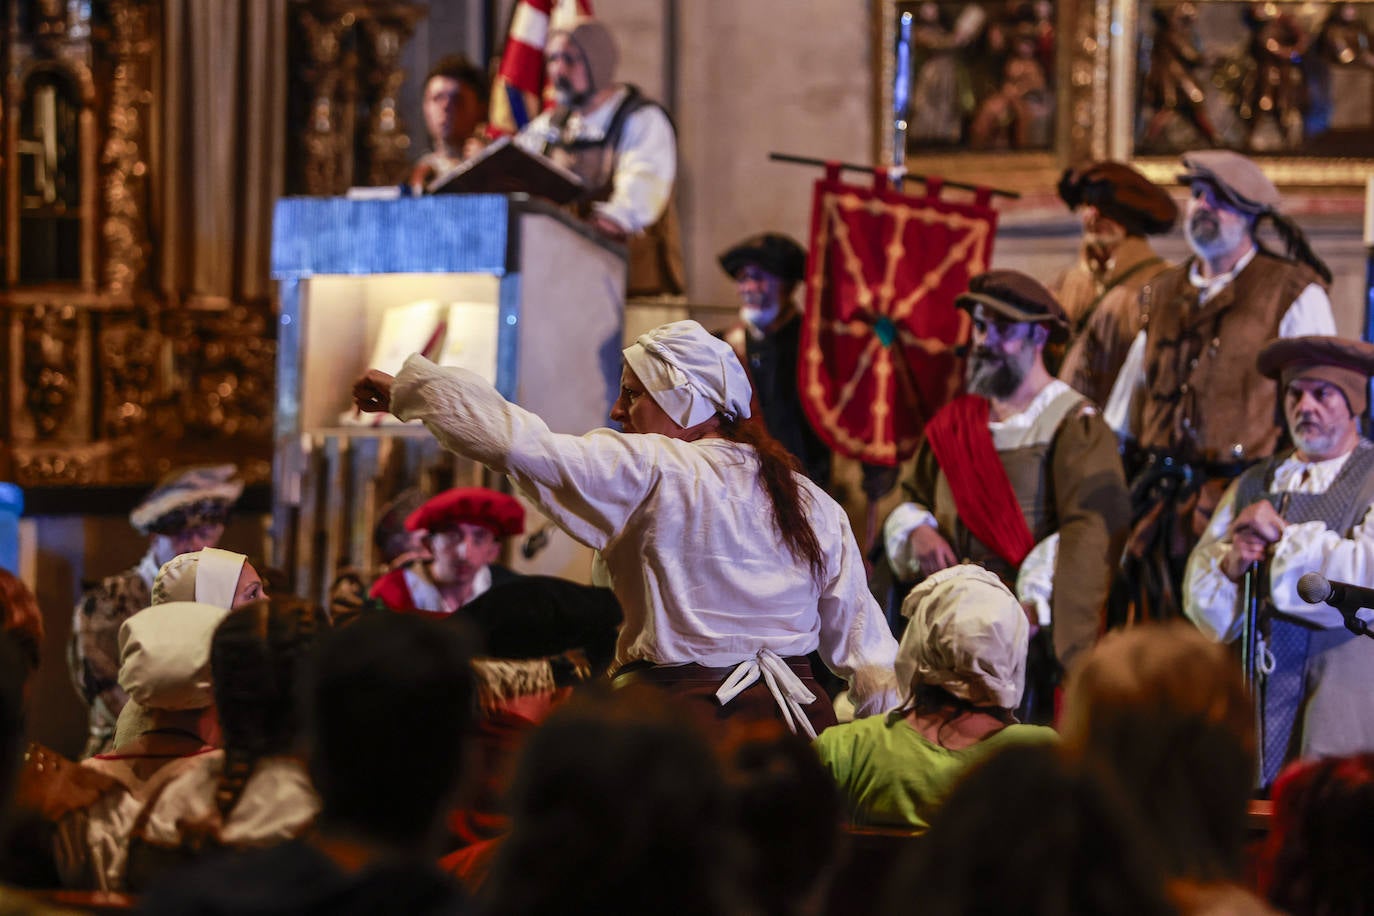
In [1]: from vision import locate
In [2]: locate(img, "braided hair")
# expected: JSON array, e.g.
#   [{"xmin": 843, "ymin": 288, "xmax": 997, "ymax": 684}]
[
  {"xmin": 209, "ymin": 596, "xmax": 328, "ymax": 822},
  {"xmin": 715, "ymin": 417, "xmax": 826, "ymax": 585}
]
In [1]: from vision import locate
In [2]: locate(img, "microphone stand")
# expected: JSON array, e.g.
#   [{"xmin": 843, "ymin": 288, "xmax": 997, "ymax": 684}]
[{"xmin": 1338, "ymin": 607, "xmax": 1374, "ymax": 640}]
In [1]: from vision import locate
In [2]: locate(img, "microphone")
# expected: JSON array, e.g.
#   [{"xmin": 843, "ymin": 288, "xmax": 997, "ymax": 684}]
[
  {"xmin": 1297, "ymin": 572, "xmax": 1374, "ymax": 639},
  {"xmin": 1296, "ymin": 572, "xmax": 1374, "ymax": 612}
]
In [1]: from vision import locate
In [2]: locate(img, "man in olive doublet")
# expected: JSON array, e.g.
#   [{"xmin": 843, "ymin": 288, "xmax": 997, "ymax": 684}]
[{"xmin": 885, "ymin": 271, "xmax": 1130, "ymax": 721}]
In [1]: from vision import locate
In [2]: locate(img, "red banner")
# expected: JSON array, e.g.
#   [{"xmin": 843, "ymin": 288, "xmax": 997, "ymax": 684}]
[{"xmin": 799, "ymin": 166, "xmax": 998, "ymax": 466}]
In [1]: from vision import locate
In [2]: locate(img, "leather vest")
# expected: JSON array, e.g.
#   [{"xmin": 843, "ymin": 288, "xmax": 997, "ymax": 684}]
[{"xmin": 1137, "ymin": 252, "xmax": 1320, "ymax": 463}]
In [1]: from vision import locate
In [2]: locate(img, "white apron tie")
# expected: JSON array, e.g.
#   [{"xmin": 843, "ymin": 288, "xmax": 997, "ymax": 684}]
[{"xmin": 714, "ymin": 648, "xmax": 819, "ymax": 738}]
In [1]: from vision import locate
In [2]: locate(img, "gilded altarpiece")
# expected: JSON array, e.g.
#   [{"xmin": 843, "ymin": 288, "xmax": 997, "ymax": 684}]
[
  {"xmin": 0, "ymin": 2, "xmax": 273, "ymax": 493},
  {"xmin": 1, "ymin": 1, "xmax": 425, "ymax": 497}
]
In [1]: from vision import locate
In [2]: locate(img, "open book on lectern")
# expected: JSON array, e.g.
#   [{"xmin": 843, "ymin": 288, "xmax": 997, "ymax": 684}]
[
  {"xmin": 426, "ymin": 136, "xmax": 585, "ymax": 204},
  {"xmin": 341, "ymin": 300, "xmax": 500, "ymax": 427}
]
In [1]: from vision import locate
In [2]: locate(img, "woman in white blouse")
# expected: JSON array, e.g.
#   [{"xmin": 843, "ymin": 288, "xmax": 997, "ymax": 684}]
[{"xmin": 354, "ymin": 319, "xmax": 899, "ymax": 735}]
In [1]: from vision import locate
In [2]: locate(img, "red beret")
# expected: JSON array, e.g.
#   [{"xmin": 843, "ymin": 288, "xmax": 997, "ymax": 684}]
[{"xmin": 405, "ymin": 487, "xmax": 526, "ymax": 538}]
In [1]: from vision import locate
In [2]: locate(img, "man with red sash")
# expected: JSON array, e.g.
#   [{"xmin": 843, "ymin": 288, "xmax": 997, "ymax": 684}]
[{"xmin": 884, "ymin": 271, "xmax": 1131, "ymax": 722}]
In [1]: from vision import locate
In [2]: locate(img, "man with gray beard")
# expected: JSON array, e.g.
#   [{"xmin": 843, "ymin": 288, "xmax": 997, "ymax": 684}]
[
  {"xmin": 1185, "ymin": 336, "xmax": 1374, "ymax": 788},
  {"xmin": 1105, "ymin": 151, "xmax": 1335, "ymax": 625},
  {"xmin": 885, "ymin": 271, "xmax": 1130, "ymax": 723}
]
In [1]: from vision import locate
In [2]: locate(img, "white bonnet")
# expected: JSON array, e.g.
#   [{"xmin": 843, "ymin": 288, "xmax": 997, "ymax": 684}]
[
  {"xmin": 895, "ymin": 564, "xmax": 1028, "ymax": 710},
  {"xmin": 117, "ymin": 601, "xmax": 232, "ymax": 711},
  {"xmin": 152, "ymin": 547, "xmax": 247, "ymax": 610},
  {"xmin": 622, "ymin": 320, "xmax": 753, "ymax": 428}
]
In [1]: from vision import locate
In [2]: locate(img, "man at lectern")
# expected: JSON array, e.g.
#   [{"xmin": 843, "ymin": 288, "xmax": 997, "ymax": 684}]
[{"xmin": 515, "ymin": 18, "xmax": 684, "ymax": 294}]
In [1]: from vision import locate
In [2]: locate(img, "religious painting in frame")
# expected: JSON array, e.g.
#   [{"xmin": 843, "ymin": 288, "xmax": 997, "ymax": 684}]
[
  {"xmin": 877, "ymin": 0, "xmax": 1104, "ymax": 195},
  {"xmin": 1106, "ymin": 0, "xmax": 1374, "ymax": 186}
]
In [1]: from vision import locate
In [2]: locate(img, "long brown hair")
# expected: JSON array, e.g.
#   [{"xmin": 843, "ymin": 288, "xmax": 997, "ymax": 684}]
[{"xmin": 717, "ymin": 418, "xmax": 825, "ymax": 584}]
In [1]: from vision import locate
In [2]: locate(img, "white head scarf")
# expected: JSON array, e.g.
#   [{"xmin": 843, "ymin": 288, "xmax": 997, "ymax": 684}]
[
  {"xmin": 622, "ymin": 320, "xmax": 753, "ymax": 428},
  {"xmin": 117, "ymin": 601, "xmax": 232, "ymax": 711},
  {"xmin": 152, "ymin": 547, "xmax": 248, "ymax": 609},
  {"xmin": 895, "ymin": 564, "xmax": 1028, "ymax": 710}
]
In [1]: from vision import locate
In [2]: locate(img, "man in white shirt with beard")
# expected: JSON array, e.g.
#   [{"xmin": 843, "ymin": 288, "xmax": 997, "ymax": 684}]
[{"xmin": 1185, "ymin": 336, "xmax": 1374, "ymax": 788}]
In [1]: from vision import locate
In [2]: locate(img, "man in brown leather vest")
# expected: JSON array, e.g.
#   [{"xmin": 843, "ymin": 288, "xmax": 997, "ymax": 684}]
[
  {"xmin": 513, "ymin": 19, "xmax": 684, "ymax": 295},
  {"xmin": 1053, "ymin": 161, "xmax": 1178, "ymax": 406},
  {"xmin": 1185, "ymin": 336, "xmax": 1374, "ymax": 787},
  {"xmin": 885, "ymin": 271, "xmax": 1130, "ymax": 723},
  {"xmin": 1107, "ymin": 150, "xmax": 1336, "ymax": 624}
]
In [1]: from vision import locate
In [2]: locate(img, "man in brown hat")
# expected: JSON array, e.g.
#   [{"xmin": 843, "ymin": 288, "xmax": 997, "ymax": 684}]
[
  {"xmin": 1185, "ymin": 335, "xmax": 1374, "ymax": 787},
  {"xmin": 717, "ymin": 232, "xmax": 830, "ymax": 486},
  {"xmin": 69, "ymin": 464, "xmax": 243, "ymax": 757},
  {"xmin": 514, "ymin": 18, "xmax": 682, "ymax": 294},
  {"xmin": 1106, "ymin": 150, "xmax": 1336, "ymax": 623},
  {"xmin": 1052, "ymin": 161, "xmax": 1178, "ymax": 406},
  {"xmin": 885, "ymin": 270, "xmax": 1130, "ymax": 723}
]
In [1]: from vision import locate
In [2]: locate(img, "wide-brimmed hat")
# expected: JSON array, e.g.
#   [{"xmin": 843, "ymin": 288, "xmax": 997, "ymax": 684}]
[
  {"xmin": 956, "ymin": 270, "xmax": 1068, "ymax": 341},
  {"xmin": 1058, "ymin": 161, "xmax": 1178, "ymax": 236},
  {"xmin": 1258, "ymin": 335, "xmax": 1374, "ymax": 415},
  {"xmin": 1177, "ymin": 150, "xmax": 1280, "ymax": 215},
  {"xmin": 718, "ymin": 233, "xmax": 807, "ymax": 285}
]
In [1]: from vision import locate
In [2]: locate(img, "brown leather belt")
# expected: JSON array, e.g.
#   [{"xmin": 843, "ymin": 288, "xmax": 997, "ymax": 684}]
[{"xmin": 611, "ymin": 656, "xmax": 815, "ymax": 686}]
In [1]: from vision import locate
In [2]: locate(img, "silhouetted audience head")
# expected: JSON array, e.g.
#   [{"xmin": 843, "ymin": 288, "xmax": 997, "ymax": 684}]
[
  {"xmin": 722, "ymin": 722, "xmax": 842, "ymax": 916},
  {"xmin": 0, "ymin": 571, "xmax": 42, "ymax": 678},
  {"xmin": 883, "ymin": 743, "xmax": 1173, "ymax": 916},
  {"xmin": 1060, "ymin": 621, "xmax": 1255, "ymax": 883},
  {"xmin": 305, "ymin": 612, "xmax": 475, "ymax": 850},
  {"xmin": 457, "ymin": 574, "xmax": 622, "ymax": 674},
  {"xmin": 210, "ymin": 597, "xmax": 328, "ymax": 820},
  {"xmin": 1264, "ymin": 753, "xmax": 1374, "ymax": 916},
  {"xmin": 481, "ymin": 685, "xmax": 739, "ymax": 916}
]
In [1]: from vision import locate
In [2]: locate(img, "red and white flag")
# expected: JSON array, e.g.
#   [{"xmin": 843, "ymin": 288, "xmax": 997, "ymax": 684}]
[{"xmin": 488, "ymin": 0, "xmax": 595, "ymax": 136}]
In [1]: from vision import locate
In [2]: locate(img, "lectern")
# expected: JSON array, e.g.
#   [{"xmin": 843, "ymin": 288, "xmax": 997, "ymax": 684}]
[{"xmin": 270, "ymin": 194, "xmax": 628, "ymax": 602}]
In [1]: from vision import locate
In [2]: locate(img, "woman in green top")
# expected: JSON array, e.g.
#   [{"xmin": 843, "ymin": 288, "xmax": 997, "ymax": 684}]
[{"xmin": 814, "ymin": 564, "xmax": 1058, "ymax": 831}]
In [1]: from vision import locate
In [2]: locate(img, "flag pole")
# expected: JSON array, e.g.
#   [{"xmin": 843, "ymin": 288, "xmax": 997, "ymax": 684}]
[{"xmin": 768, "ymin": 152, "xmax": 1021, "ymax": 201}]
